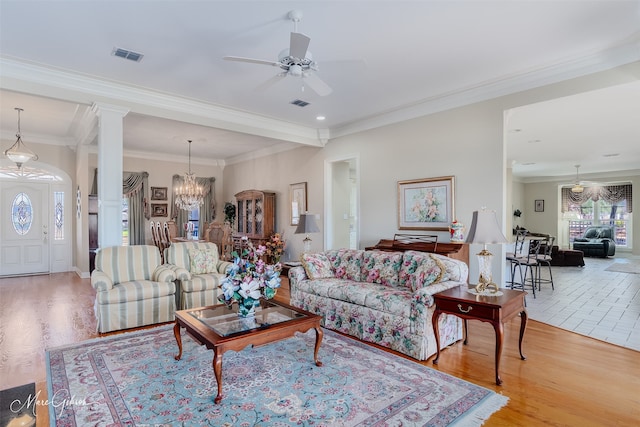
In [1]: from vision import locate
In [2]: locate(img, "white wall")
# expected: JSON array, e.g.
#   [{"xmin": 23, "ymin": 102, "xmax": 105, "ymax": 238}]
[{"xmin": 223, "ymin": 61, "xmax": 640, "ymax": 287}]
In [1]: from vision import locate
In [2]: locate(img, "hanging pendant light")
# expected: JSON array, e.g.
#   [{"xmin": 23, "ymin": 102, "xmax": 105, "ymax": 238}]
[
  {"xmin": 571, "ymin": 165, "xmax": 584, "ymax": 193},
  {"xmin": 4, "ymin": 108, "xmax": 38, "ymax": 168},
  {"xmin": 174, "ymin": 140, "xmax": 204, "ymax": 211}
]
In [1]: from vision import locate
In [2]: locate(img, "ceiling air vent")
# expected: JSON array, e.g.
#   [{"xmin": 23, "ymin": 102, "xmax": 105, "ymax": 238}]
[
  {"xmin": 290, "ymin": 99, "xmax": 310, "ymax": 107},
  {"xmin": 111, "ymin": 47, "xmax": 144, "ymax": 62}
]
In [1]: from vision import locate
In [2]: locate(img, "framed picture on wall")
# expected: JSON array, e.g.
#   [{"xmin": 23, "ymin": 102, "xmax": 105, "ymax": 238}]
[
  {"xmin": 398, "ymin": 176, "xmax": 455, "ymax": 231},
  {"xmin": 535, "ymin": 199, "xmax": 544, "ymax": 212},
  {"xmin": 151, "ymin": 187, "xmax": 168, "ymax": 200},
  {"xmin": 290, "ymin": 182, "xmax": 307, "ymax": 226},
  {"xmin": 151, "ymin": 203, "xmax": 168, "ymax": 217}
]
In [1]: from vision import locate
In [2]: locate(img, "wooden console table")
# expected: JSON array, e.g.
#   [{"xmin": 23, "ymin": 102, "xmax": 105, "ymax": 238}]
[{"xmin": 432, "ymin": 286, "xmax": 527, "ymax": 385}]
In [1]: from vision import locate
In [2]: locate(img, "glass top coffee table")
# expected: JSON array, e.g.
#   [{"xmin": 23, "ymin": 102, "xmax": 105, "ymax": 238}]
[{"xmin": 173, "ymin": 299, "xmax": 323, "ymax": 404}]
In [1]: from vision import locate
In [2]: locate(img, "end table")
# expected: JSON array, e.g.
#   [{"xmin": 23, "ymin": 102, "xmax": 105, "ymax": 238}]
[{"xmin": 432, "ymin": 286, "xmax": 527, "ymax": 385}]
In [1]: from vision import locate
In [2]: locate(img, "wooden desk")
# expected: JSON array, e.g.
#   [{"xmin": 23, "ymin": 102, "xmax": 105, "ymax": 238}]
[{"xmin": 432, "ymin": 286, "xmax": 527, "ymax": 385}]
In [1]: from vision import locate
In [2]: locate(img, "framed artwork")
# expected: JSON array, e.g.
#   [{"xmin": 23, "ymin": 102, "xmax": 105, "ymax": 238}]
[
  {"xmin": 151, "ymin": 186, "xmax": 168, "ymax": 200},
  {"xmin": 398, "ymin": 176, "xmax": 455, "ymax": 231},
  {"xmin": 151, "ymin": 203, "xmax": 168, "ymax": 217},
  {"xmin": 535, "ymin": 199, "xmax": 544, "ymax": 212},
  {"xmin": 290, "ymin": 182, "xmax": 307, "ymax": 226}
]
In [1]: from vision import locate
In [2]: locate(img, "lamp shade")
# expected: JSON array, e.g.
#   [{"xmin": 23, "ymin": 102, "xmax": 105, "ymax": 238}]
[
  {"xmin": 295, "ymin": 213, "xmax": 320, "ymax": 234},
  {"xmin": 465, "ymin": 209, "xmax": 507, "ymax": 245}
]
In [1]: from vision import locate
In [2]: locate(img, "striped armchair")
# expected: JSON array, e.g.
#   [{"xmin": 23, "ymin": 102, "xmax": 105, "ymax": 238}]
[
  {"xmin": 91, "ymin": 245, "xmax": 177, "ymax": 333},
  {"xmin": 164, "ymin": 242, "xmax": 234, "ymax": 309}
]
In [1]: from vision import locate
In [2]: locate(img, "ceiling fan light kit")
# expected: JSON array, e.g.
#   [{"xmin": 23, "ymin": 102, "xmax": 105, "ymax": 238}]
[{"xmin": 223, "ymin": 10, "xmax": 332, "ymax": 96}]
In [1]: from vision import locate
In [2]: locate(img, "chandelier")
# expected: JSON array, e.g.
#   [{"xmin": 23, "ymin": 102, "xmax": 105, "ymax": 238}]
[
  {"xmin": 4, "ymin": 107, "xmax": 38, "ymax": 169},
  {"xmin": 175, "ymin": 140, "xmax": 204, "ymax": 211}
]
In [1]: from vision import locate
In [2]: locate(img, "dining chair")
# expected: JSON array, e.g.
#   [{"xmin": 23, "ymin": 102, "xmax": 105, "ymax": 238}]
[{"xmin": 507, "ymin": 236, "xmax": 541, "ymax": 298}]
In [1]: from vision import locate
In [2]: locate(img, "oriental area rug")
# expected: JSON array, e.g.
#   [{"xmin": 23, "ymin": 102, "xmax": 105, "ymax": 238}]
[{"xmin": 46, "ymin": 325, "xmax": 507, "ymax": 426}]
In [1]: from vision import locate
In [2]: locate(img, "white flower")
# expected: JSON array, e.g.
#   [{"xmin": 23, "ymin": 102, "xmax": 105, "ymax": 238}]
[{"xmin": 238, "ymin": 279, "xmax": 261, "ymax": 300}]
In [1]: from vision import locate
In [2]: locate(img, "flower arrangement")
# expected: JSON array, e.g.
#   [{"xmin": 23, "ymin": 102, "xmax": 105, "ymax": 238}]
[
  {"xmin": 265, "ymin": 232, "xmax": 285, "ymax": 264},
  {"xmin": 219, "ymin": 238, "xmax": 281, "ymax": 317}
]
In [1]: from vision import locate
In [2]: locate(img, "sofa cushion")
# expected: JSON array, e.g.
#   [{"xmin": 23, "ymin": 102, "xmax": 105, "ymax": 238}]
[
  {"xmin": 189, "ymin": 248, "xmax": 218, "ymax": 274},
  {"xmin": 301, "ymin": 253, "xmax": 334, "ymax": 279},
  {"xmin": 327, "ymin": 249, "xmax": 365, "ymax": 281},
  {"xmin": 361, "ymin": 251, "xmax": 403, "ymax": 287}
]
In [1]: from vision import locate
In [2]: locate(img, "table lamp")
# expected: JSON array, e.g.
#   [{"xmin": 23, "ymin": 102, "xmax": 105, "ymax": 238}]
[
  {"xmin": 295, "ymin": 213, "xmax": 320, "ymax": 253},
  {"xmin": 465, "ymin": 208, "xmax": 507, "ymax": 294}
]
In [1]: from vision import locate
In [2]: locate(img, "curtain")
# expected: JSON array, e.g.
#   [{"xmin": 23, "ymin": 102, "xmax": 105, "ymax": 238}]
[
  {"xmin": 171, "ymin": 174, "xmax": 216, "ymax": 237},
  {"xmin": 561, "ymin": 184, "xmax": 632, "ymax": 212},
  {"xmin": 123, "ymin": 171, "xmax": 150, "ymax": 245}
]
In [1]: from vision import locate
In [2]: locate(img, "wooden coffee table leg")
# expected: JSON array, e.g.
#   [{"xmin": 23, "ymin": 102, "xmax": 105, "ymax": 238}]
[
  {"xmin": 213, "ymin": 347, "xmax": 224, "ymax": 404},
  {"xmin": 313, "ymin": 326, "xmax": 324, "ymax": 367},
  {"xmin": 173, "ymin": 321, "xmax": 183, "ymax": 361}
]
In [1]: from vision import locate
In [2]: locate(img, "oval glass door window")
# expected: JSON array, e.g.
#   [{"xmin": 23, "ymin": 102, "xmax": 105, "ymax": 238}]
[{"xmin": 12, "ymin": 192, "xmax": 33, "ymax": 235}]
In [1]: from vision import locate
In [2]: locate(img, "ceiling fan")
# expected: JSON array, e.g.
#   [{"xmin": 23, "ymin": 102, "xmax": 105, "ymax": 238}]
[{"xmin": 223, "ymin": 10, "xmax": 332, "ymax": 96}]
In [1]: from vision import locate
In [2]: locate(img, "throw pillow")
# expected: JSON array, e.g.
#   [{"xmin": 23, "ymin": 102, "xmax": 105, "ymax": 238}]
[
  {"xmin": 189, "ymin": 248, "xmax": 218, "ymax": 274},
  {"xmin": 301, "ymin": 253, "xmax": 334, "ymax": 279},
  {"xmin": 409, "ymin": 254, "xmax": 445, "ymax": 292}
]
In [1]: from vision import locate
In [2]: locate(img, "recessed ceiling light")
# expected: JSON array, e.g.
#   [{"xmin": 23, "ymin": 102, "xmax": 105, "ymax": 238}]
[
  {"xmin": 603, "ymin": 153, "xmax": 619, "ymax": 157},
  {"xmin": 527, "ymin": 139, "xmax": 541, "ymax": 143},
  {"xmin": 510, "ymin": 129, "xmax": 522, "ymax": 133},
  {"xmin": 316, "ymin": 116, "xmax": 326, "ymax": 121}
]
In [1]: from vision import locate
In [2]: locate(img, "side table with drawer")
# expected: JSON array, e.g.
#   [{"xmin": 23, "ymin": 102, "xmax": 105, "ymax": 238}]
[{"xmin": 432, "ymin": 286, "xmax": 527, "ymax": 385}]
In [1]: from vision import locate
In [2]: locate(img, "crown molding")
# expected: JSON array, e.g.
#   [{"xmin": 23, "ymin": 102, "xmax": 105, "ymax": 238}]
[
  {"xmin": 0, "ymin": 57, "xmax": 324, "ymax": 147},
  {"xmin": 330, "ymin": 40, "xmax": 640, "ymax": 139}
]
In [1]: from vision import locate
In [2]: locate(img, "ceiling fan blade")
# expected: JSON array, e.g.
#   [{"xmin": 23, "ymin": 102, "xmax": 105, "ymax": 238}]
[
  {"xmin": 223, "ymin": 56, "xmax": 281, "ymax": 67},
  {"xmin": 255, "ymin": 73, "xmax": 287, "ymax": 92},
  {"xmin": 303, "ymin": 73, "xmax": 332, "ymax": 96},
  {"xmin": 289, "ymin": 32, "xmax": 310, "ymax": 59}
]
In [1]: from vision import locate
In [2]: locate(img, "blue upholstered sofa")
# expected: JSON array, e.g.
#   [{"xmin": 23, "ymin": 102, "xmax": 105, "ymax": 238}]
[{"xmin": 289, "ymin": 249, "xmax": 468, "ymax": 361}]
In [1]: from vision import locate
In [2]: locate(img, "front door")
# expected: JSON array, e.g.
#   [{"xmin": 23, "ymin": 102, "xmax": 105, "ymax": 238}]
[{"xmin": 0, "ymin": 181, "xmax": 50, "ymax": 276}]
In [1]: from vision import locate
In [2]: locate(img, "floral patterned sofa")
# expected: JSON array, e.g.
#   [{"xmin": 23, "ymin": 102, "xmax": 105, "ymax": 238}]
[{"xmin": 289, "ymin": 249, "xmax": 468, "ymax": 360}]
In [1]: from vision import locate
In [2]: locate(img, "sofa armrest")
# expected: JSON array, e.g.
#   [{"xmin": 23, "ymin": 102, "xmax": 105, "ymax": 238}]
[
  {"xmin": 216, "ymin": 260, "xmax": 234, "ymax": 274},
  {"xmin": 412, "ymin": 281, "xmax": 466, "ymax": 307},
  {"xmin": 288, "ymin": 266, "xmax": 308, "ymax": 289},
  {"xmin": 91, "ymin": 270, "xmax": 114, "ymax": 292},
  {"xmin": 163, "ymin": 264, "xmax": 191, "ymax": 281},
  {"xmin": 152, "ymin": 265, "xmax": 177, "ymax": 283}
]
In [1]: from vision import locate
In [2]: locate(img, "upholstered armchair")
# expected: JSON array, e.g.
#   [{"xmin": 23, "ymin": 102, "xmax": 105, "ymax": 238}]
[
  {"xmin": 91, "ymin": 245, "xmax": 177, "ymax": 333},
  {"xmin": 573, "ymin": 226, "xmax": 616, "ymax": 257},
  {"xmin": 164, "ymin": 242, "xmax": 234, "ymax": 309}
]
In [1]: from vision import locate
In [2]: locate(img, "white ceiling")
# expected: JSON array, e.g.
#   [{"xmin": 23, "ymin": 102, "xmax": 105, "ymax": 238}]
[{"xmin": 1, "ymin": 1, "xmax": 639, "ymax": 178}]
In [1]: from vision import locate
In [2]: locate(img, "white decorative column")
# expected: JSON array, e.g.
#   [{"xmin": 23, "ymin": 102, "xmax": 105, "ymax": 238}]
[{"xmin": 91, "ymin": 102, "xmax": 129, "ymax": 249}]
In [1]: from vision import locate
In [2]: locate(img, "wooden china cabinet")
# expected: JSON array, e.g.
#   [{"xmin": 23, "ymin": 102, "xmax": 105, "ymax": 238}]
[{"xmin": 233, "ymin": 190, "xmax": 276, "ymax": 250}]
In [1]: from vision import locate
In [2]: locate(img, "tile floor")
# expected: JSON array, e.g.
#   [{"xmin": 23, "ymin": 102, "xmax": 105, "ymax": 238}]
[{"xmin": 505, "ymin": 252, "xmax": 640, "ymax": 351}]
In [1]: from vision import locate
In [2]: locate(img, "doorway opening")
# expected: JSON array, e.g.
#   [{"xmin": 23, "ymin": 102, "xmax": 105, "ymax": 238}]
[{"xmin": 325, "ymin": 156, "xmax": 359, "ymax": 250}]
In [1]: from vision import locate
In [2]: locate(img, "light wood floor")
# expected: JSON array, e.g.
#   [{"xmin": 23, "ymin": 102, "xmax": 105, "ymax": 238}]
[{"xmin": 1, "ymin": 272, "xmax": 638, "ymax": 426}]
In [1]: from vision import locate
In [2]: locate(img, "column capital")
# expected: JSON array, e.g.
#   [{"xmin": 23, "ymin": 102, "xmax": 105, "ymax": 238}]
[{"xmin": 91, "ymin": 102, "xmax": 130, "ymax": 118}]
